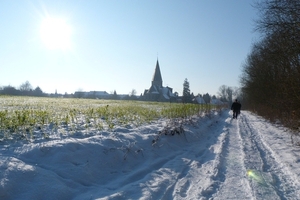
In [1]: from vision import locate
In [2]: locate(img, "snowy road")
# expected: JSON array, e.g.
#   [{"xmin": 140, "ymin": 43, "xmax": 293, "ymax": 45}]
[
  {"xmin": 87, "ymin": 111, "xmax": 300, "ymax": 200},
  {"xmin": 172, "ymin": 111, "xmax": 300, "ymax": 200},
  {"xmin": 1, "ymin": 110, "xmax": 300, "ymax": 199}
]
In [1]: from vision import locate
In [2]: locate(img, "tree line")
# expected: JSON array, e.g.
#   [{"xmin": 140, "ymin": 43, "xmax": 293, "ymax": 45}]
[
  {"xmin": 0, "ymin": 81, "xmax": 45, "ymax": 97},
  {"xmin": 240, "ymin": 0, "xmax": 300, "ymax": 130},
  {"xmin": 1, "ymin": 79, "xmax": 231, "ymax": 105},
  {"xmin": 182, "ymin": 78, "xmax": 225, "ymax": 104}
]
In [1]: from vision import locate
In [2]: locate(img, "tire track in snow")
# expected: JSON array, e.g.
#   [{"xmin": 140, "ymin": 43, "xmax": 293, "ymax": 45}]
[
  {"xmin": 191, "ymin": 113, "xmax": 231, "ymax": 200},
  {"xmin": 163, "ymin": 134, "xmax": 227, "ymax": 199},
  {"xmin": 212, "ymin": 114, "xmax": 253, "ymax": 200},
  {"xmin": 174, "ymin": 111, "xmax": 242, "ymax": 200},
  {"xmin": 240, "ymin": 112, "xmax": 300, "ymax": 199},
  {"xmin": 163, "ymin": 111, "xmax": 232, "ymax": 200},
  {"xmin": 89, "ymin": 112, "xmax": 231, "ymax": 200},
  {"xmin": 240, "ymin": 114, "xmax": 282, "ymax": 199}
]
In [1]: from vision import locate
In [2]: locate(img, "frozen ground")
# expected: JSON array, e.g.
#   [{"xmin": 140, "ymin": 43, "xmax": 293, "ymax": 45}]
[{"xmin": 1, "ymin": 110, "xmax": 300, "ymax": 199}]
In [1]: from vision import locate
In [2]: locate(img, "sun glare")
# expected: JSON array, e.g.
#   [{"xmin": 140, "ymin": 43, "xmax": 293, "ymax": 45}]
[{"xmin": 40, "ymin": 17, "xmax": 72, "ymax": 50}]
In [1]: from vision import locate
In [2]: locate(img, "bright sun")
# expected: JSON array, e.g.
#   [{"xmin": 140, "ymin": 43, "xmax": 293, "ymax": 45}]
[{"xmin": 40, "ymin": 17, "xmax": 72, "ymax": 50}]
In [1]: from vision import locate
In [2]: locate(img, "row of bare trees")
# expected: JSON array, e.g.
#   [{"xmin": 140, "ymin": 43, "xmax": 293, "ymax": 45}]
[
  {"xmin": 240, "ymin": 0, "xmax": 300, "ymax": 130},
  {"xmin": 0, "ymin": 81, "xmax": 45, "ymax": 96}
]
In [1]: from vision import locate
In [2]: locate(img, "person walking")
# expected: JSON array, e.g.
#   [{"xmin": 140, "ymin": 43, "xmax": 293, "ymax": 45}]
[{"xmin": 231, "ymin": 99, "xmax": 241, "ymax": 119}]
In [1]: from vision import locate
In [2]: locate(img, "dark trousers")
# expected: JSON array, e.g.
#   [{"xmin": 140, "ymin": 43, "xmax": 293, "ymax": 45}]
[{"xmin": 233, "ymin": 110, "xmax": 239, "ymax": 119}]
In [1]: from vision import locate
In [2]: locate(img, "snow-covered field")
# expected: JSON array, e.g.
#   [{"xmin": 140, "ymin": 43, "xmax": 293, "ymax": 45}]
[{"xmin": 1, "ymin": 109, "xmax": 300, "ymax": 199}]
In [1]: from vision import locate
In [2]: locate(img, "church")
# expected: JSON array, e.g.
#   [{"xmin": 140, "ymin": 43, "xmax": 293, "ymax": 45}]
[{"xmin": 141, "ymin": 60, "xmax": 176, "ymax": 102}]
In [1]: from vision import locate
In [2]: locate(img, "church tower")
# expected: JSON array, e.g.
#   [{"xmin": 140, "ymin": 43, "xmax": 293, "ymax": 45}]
[{"xmin": 151, "ymin": 60, "xmax": 163, "ymax": 88}]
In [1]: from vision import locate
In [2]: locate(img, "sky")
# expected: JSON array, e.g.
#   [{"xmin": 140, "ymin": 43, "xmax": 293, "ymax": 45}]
[{"xmin": 0, "ymin": 0, "xmax": 260, "ymax": 96}]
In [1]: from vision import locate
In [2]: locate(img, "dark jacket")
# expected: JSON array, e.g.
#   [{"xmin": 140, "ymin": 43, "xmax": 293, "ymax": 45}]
[{"xmin": 231, "ymin": 101, "xmax": 241, "ymax": 111}]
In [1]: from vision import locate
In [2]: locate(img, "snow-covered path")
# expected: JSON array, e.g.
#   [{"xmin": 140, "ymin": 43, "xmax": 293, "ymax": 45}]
[
  {"xmin": 1, "ymin": 110, "xmax": 300, "ymax": 200},
  {"xmin": 212, "ymin": 117, "xmax": 252, "ymax": 200},
  {"xmin": 98, "ymin": 111, "xmax": 300, "ymax": 200},
  {"xmin": 197, "ymin": 111, "xmax": 300, "ymax": 200},
  {"xmin": 237, "ymin": 113, "xmax": 300, "ymax": 200}
]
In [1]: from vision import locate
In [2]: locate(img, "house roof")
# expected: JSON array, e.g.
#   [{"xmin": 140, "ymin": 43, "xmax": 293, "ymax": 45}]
[
  {"xmin": 211, "ymin": 99, "xmax": 225, "ymax": 105},
  {"xmin": 161, "ymin": 87, "xmax": 171, "ymax": 99},
  {"xmin": 194, "ymin": 96, "xmax": 206, "ymax": 104},
  {"xmin": 88, "ymin": 91, "xmax": 109, "ymax": 95}
]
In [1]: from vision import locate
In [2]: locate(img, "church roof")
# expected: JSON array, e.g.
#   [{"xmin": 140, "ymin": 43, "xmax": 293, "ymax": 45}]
[
  {"xmin": 148, "ymin": 85, "xmax": 159, "ymax": 94},
  {"xmin": 152, "ymin": 60, "xmax": 163, "ymax": 82}
]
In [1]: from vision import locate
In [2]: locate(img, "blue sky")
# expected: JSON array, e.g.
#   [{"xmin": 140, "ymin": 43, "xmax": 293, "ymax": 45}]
[{"xmin": 0, "ymin": 0, "xmax": 259, "ymax": 96}]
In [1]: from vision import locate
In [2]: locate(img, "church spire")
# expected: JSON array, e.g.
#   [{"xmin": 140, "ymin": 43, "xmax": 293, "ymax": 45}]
[{"xmin": 152, "ymin": 59, "xmax": 163, "ymax": 87}]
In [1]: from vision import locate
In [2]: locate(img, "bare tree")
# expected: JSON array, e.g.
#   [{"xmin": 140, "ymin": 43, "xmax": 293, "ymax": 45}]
[
  {"xmin": 226, "ymin": 87, "xmax": 233, "ymax": 103},
  {"xmin": 241, "ymin": 0, "xmax": 300, "ymax": 129},
  {"xmin": 218, "ymin": 85, "xmax": 233, "ymax": 103},
  {"xmin": 130, "ymin": 89, "xmax": 136, "ymax": 96},
  {"xmin": 19, "ymin": 81, "xmax": 32, "ymax": 92},
  {"xmin": 19, "ymin": 81, "xmax": 33, "ymax": 95},
  {"xmin": 129, "ymin": 89, "xmax": 137, "ymax": 100}
]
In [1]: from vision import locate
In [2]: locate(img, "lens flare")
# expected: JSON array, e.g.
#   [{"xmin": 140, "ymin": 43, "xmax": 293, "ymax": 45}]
[{"xmin": 247, "ymin": 169, "xmax": 266, "ymax": 185}]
